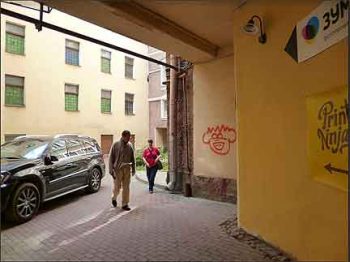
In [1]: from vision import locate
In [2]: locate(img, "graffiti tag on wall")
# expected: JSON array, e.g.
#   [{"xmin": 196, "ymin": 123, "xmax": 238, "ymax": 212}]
[{"xmin": 202, "ymin": 124, "xmax": 236, "ymax": 155}]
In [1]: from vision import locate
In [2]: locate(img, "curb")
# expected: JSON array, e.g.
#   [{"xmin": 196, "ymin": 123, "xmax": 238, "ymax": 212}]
[{"xmin": 135, "ymin": 172, "xmax": 168, "ymax": 191}]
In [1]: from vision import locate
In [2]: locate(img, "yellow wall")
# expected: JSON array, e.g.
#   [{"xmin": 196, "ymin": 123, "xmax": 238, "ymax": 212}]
[
  {"xmin": 193, "ymin": 55, "xmax": 237, "ymax": 179},
  {"xmin": 233, "ymin": 1, "xmax": 348, "ymax": 260},
  {"xmin": 0, "ymin": 3, "xmax": 149, "ymax": 149}
]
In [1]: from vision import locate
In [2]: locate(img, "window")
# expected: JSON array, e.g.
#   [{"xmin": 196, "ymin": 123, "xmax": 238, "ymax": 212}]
[
  {"xmin": 101, "ymin": 90, "xmax": 112, "ymax": 113},
  {"xmin": 65, "ymin": 84, "xmax": 79, "ymax": 111},
  {"xmin": 66, "ymin": 138, "xmax": 85, "ymax": 156},
  {"xmin": 83, "ymin": 139, "xmax": 100, "ymax": 153},
  {"xmin": 1, "ymin": 139, "xmax": 49, "ymax": 160},
  {"xmin": 4, "ymin": 134, "xmax": 26, "ymax": 142},
  {"xmin": 5, "ymin": 75, "xmax": 24, "ymax": 106},
  {"xmin": 125, "ymin": 56, "xmax": 134, "ymax": 79},
  {"xmin": 160, "ymin": 65, "xmax": 167, "ymax": 89},
  {"xmin": 65, "ymin": 39, "xmax": 79, "ymax": 66},
  {"xmin": 50, "ymin": 139, "xmax": 68, "ymax": 160},
  {"xmin": 161, "ymin": 99, "xmax": 168, "ymax": 119},
  {"xmin": 125, "ymin": 93, "xmax": 134, "ymax": 115},
  {"xmin": 101, "ymin": 50, "xmax": 111, "ymax": 73},
  {"xmin": 6, "ymin": 22, "xmax": 25, "ymax": 55}
]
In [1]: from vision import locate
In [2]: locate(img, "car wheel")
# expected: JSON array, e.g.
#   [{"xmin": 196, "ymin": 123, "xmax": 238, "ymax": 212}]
[
  {"xmin": 6, "ymin": 183, "xmax": 40, "ymax": 224},
  {"xmin": 86, "ymin": 168, "xmax": 101, "ymax": 193}
]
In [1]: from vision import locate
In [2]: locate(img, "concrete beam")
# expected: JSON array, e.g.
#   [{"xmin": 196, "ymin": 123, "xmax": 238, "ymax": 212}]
[
  {"xmin": 37, "ymin": 0, "xmax": 220, "ymax": 62},
  {"xmin": 100, "ymin": 0, "xmax": 219, "ymax": 58}
]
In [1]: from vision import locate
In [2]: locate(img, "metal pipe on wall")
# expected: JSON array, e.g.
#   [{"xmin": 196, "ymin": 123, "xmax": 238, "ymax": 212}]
[
  {"xmin": 180, "ymin": 71, "xmax": 192, "ymax": 197},
  {"xmin": 166, "ymin": 55, "xmax": 178, "ymax": 191}
]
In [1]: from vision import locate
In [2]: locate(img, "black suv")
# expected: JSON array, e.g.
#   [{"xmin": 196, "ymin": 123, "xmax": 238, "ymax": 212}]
[{"xmin": 1, "ymin": 134, "xmax": 105, "ymax": 223}]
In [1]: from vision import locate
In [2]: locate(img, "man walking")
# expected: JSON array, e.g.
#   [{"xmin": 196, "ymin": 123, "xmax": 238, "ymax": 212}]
[{"xmin": 109, "ymin": 130, "xmax": 136, "ymax": 211}]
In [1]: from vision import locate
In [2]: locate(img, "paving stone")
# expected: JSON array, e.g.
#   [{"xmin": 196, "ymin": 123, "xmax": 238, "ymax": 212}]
[{"xmin": 2, "ymin": 169, "xmax": 266, "ymax": 261}]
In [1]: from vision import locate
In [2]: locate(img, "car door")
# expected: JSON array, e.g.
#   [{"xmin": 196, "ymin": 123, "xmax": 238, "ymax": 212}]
[
  {"xmin": 66, "ymin": 138, "xmax": 89, "ymax": 186},
  {"xmin": 42, "ymin": 139, "xmax": 78, "ymax": 197}
]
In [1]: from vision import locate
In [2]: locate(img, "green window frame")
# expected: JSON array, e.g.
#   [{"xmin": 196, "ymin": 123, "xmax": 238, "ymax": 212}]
[
  {"xmin": 65, "ymin": 84, "xmax": 79, "ymax": 111},
  {"xmin": 125, "ymin": 93, "xmax": 134, "ymax": 115},
  {"xmin": 101, "ymin": 50, "xmax": 111, "ymax": 73},
  {"xmin": 65, "ymin": 39, "xmax": 80, "ymax": 66},
  {"xmin": 101, "ymin": 90, "xmax": 112, "ymax": 113},
  {"xmin": 5, "ymin": 22, "xmax": 25, "ymax": 55},
  {"xmin": 5, "ymin": 75, "xmax": 24, "ymax": 106},
  {"xmin": 125, "ymin": 56, "xmax": 134, "ymax": 79}
]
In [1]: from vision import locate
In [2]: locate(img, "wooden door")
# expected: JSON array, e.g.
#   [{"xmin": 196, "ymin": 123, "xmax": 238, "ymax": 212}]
[
  {"xmin": 101, "ymin": 135, "xmax": 113, "ymax": 155},
  {"xmin": 130, "ymin": 134, "xmax": 135, "ymax": 149}
]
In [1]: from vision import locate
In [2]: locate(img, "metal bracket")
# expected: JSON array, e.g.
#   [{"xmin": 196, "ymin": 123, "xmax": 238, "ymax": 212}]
[{"xmin": 35, "ymin": 3, "xmax": 44, "ymax": 32}]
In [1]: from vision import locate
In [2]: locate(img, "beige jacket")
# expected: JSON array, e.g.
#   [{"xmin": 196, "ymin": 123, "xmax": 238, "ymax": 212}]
[{"xmin": 108, "ymin": 139, "xmax": 136, "ymax": 176}]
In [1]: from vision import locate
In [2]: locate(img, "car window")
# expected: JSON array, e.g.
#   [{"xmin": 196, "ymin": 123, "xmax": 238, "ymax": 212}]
[
  {"xmin": 1, "ymin": 139, "xmax": 49, "ymax": 160},
  {"xmin": 66, "ymin": 138, "xmax": 85, "ymax": 156},
  {"xmin": 83, "ymin": 139, "xmax": 100, "ymax": 154},
  {"xmin": 50, "ymin": 139, "xmax": 68, "ymax": 160}
]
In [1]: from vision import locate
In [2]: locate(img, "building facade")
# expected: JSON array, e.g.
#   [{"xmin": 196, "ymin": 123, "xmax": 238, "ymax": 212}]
[
  {"xmin": 147, "ymin": 47, "xmax": 168, "ymax": 149},
  {"xmin": 0, "ymin": 2, "xmax": 149, "ymax": 152}
]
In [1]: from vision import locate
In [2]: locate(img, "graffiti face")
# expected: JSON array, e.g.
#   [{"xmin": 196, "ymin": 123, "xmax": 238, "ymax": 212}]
[{"xmin": 202, "ymin": 125, "xmax": 236, "ymax": 155}]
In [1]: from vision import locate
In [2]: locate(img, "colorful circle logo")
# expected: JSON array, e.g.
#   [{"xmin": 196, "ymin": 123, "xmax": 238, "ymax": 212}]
[{"xmin": 302, "ymin": 16, "xmax": 320, "ymax": 41}]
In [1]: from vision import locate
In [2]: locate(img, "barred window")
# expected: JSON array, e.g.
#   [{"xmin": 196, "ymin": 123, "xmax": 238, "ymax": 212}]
[
  {"xmin": 125, "ymin": 56, "xmax": 134, "ymax": 79},
  {"xmin": 101, "ymin": 90, "xmax": 112, "ymax": 113},
  {"xmin": 65, "ymin": 84, "xmax": 79, "ymax": 111},
  {"xmin": 125, "ymin": 93, "xmax": 134, "ymax": 115},
  {"xmin": 101, "ymin": 50, "xmax": 111, "ymax": 73},
  {"xmin": 6, "ymin": 22, "xmax": 25, "ymax": 55},
  {"xmin": 65, "ymin": 39, "xmax": 79, "ymax": 66},
  {"xmin": 5, "ymin": 75, "xmax": 24, "ymax": 106}
]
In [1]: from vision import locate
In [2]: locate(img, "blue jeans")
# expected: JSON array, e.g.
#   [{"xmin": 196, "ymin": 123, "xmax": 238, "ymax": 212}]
[{"xmin": 146, "ymin": 166, "xmax": 158, "ymax": 191}]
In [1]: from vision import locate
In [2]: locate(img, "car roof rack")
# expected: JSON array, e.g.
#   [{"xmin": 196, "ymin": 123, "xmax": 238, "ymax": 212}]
[
  {"xmin": 14, "ymin": 135, "xmax": 50, "ymax": 140},
  {"xmin": 54, "ymin": 134, "xmax": 79, "ymax": 138}
]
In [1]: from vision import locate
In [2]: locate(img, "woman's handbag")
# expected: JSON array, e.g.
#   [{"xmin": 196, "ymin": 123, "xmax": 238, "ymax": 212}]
[{"xmin": 157, "ymin": 160, "xmax": 163, "ymax": 170}]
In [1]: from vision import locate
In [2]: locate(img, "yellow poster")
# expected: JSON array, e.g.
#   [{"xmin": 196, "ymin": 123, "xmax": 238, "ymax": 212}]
[{"xmin": 307, "ymin": 86, "xmax": 348, "ymax": 191}]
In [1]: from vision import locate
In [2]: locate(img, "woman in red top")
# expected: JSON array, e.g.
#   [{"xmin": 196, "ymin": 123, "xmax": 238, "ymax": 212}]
[{"xmin": 142, "ymin": 139, "xmax": 160, "ymax": 193}]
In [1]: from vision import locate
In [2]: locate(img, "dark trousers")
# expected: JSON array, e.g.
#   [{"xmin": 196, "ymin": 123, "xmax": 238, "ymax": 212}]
[{"xmin": 146, "ymin": 166, "xmax": 158, "ymax": 191}]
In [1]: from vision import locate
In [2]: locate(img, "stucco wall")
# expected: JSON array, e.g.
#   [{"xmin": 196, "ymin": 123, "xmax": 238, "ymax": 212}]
[
  {"xmin": 0, "ymin": 3, "xmax": 149, "ymax": 149},
  {"xmin": 149, "ymin": 101, "xmax": 167, "ymax": 141},
  {"xmin": 193, "ymin": 55, "xmax": 236, "ymax": 180},
  {"xmin": 192, "ymin": 55, "xmax": 237, "ymax": 202},
  {"xmin": 233, "ymin": 1, "xmax": 348, "ymax": 260},
  {"xmin": 148, "ymin": 70, "xmax": 166, "ymax": 99}
]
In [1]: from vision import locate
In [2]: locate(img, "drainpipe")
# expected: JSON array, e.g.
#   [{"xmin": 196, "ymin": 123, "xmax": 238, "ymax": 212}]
[
  {"xmin": 179, "ymin": 71, "xmax": 192, "ymax": 197},
  {"xmin": 166, "ymin": 55, "xmax": 178, "ymax": 191}
]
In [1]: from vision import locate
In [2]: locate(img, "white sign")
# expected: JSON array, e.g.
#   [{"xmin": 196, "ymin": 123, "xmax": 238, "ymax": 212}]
[{"xmin": 296, "ymin": 0, "xmax": 348, "ymax": 62}]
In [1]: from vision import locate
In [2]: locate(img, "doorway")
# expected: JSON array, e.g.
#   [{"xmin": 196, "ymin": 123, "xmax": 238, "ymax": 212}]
[{"xmin": 101, "ymin": 135, "xmax": 113, "ymax": 155}]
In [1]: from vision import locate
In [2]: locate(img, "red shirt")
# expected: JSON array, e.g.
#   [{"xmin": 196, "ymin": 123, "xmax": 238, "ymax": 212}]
[{"xmin": 143, "ymin": 147, "xmax": 160, "ymax": 167}]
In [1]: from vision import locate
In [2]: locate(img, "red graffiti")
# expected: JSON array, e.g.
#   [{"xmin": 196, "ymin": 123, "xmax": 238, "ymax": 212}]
[{"xmin": 202, "ymin": 124, "xmax": 236, "ymax": 155}]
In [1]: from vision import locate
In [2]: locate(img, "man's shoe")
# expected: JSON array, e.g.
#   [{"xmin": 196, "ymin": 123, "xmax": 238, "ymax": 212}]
[
  {"xmin": 149, "ymin": 190, "xmax": 153, "ymax": 194},
  {"xmin": 112, "ymin": 200, "xmax": 117, "ymax": 207},
  {"xmin": 122, "ymin": 205, "xmax": 131, "ymax": 211}
]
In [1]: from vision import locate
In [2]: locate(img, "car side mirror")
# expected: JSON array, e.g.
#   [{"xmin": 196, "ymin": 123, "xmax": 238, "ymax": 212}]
[
  {"xmin": 44, "ymin": 156, "xmax": 52, "ymax": 165},
  {"xmin": 44, "ymin": 155, "xmax": 58, "ymax": 165}
]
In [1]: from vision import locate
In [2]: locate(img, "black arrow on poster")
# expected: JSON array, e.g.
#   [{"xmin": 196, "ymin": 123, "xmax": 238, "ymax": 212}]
[
  {"xmin": 284, "ymin": 26, "xmax": 298, "ymax": 63},
  {"xmin": 324, "ymin": 163, "xmax": 348, "ymax": 175}
]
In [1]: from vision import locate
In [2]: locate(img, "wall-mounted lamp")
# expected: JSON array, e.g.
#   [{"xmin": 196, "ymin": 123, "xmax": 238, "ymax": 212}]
[{"xmin": 243, "ymin": 15, "xmax": 267, "ymax": 44}]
